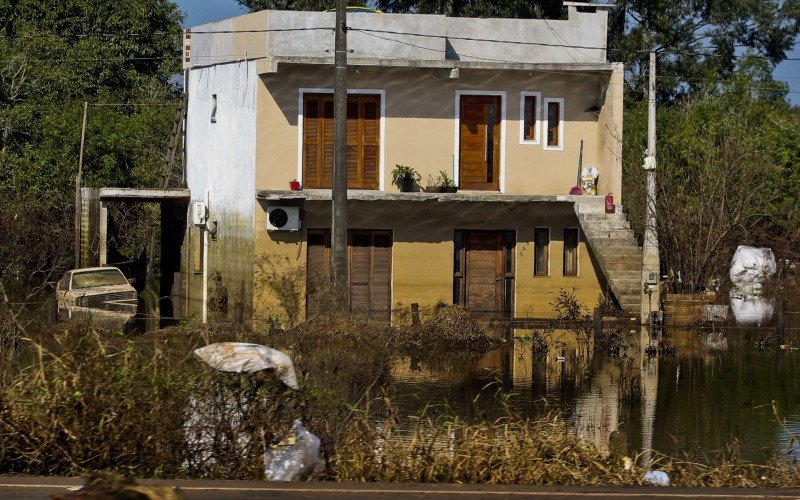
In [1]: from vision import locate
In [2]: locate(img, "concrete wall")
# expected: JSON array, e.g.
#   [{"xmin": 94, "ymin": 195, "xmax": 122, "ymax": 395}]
[
  {"xmin": 186, "ymin": 7, "xmax": 609, "ymax": 68},
  {"xmin": 256, "ymin": 65, "xmax": 621, "ymax": 199},
  {"xmin": 253, "ymin": 200, "xmax": 607, "ymax": 321},
  {"xmin": 185, "ymin": 60, "xmax": 258, "ymax": 321}
]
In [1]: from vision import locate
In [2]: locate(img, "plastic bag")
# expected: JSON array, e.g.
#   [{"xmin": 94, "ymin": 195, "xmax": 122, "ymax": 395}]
[
  {"xmin": 643, "ymin": 470, "xmax": 670, "ymax": 486},
  {"xmin": 730, "ymin": 246, "xmax": 776, "ymax": 288},
  {"xmin": 264, "ymin": 419, "xmax": 325, "ymax": 481},
  {"xmin": 194, "ymin": 342, "xmax": 299, "ymax": 389},
  {"xmin": 580, "ymin": 164, "xmax": 599, "ymax": 195}
]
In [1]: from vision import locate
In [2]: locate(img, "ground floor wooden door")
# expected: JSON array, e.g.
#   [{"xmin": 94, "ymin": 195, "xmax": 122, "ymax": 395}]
[
  {"xmin": 453, "ymin": 230, "xmax": 515, "ymax": 316},
  {"xmin": 306, "ymin": 229, "xmax": 392, "ymax": 320},
  {"xmin": 459, "ymin": 95, "xmax": 501, "ymax": 191}
]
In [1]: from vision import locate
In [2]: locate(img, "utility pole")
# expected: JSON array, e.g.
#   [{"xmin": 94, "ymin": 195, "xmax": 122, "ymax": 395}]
[
  {"xmin": 74, "ymin": 101, "xmax": 88, "ymax": 268},
  {"xmin": 331, "ymin": 0, "xmax": 349, "ymax": 309},
  {"xmin": 641, "ymin": 52, "xmax": 660, "ymax": 324}
]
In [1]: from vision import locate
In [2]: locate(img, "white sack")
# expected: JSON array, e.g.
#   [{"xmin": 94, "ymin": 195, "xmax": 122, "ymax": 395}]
[
  {"xmin": 730, "ymin": 246, "xmax": 776, "ymax": 287},
  {"xmin": 194, "ymin": 342, "xmax": 299, "ymax": 389}
]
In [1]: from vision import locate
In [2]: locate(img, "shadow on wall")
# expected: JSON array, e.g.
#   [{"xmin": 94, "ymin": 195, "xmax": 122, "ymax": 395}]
[{"xmin": 262, "ymin": 66, "xmax": 605, "ymax": 125}]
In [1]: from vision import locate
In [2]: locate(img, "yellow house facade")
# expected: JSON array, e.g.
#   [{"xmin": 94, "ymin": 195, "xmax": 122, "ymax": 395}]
[{"xmin": 182, "ymin": 5, "xmax": 642, "ymax": 324}]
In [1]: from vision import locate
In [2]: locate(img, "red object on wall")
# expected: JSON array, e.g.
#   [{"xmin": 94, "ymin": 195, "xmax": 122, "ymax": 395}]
[
  {"xmin": 605, "ymin": 193, "xmax": 615, "ymax": 214},
  {"xmin": 290, "ymin": 180, "xmax": 301, "ymax": 191}
]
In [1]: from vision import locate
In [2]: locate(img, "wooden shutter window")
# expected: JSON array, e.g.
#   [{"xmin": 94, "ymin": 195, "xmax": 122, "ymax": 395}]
[
  {"xmin": 303, "ymin": 93, "xmax": 380, "ymax": 189},
  {"xmin": 563, "ymin": 228, "xmax": 579, "ymax": 277},
  {"xmin": 534, "ymin": 227, "xmax": 549, "ymax": 277},
  {"xmin": 523, "ymin": 95, "xmax": 537, "ymax": 142},
  {"xmin": 546, "ymin": 100, "xmax": 561, "ymax": 148}
]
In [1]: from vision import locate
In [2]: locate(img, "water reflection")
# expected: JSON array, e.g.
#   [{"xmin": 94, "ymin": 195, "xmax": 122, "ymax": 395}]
[
  {"xmin": 389, "ymin": 322, "xmax": 800, "ymax": 463},
  {"xmin": 730, "ymin": 294, "xmax": 775, "ymax": 326}
]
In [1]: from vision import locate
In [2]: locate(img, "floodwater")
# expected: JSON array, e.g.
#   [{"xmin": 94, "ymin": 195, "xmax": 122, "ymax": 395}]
[{"xmin": 388, "ymin": 312, "xmax": 800, "ymax": 464}]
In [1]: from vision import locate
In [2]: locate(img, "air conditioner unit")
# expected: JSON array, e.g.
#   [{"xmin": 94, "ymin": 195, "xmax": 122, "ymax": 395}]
[{"xmin": 266, "ymin": 205, "xmax": 300, "ymax": 231}]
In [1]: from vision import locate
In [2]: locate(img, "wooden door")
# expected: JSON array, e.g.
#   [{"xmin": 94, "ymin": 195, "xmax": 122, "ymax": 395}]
[
  {"xmin": 303, "ymin": 94, "xmax": 380, "ymax": 189},
  {"xmin": 349, "ymin": 230, "xmax": 392, "ymax": 321},
  {"xmin": 454, "ymin": 230, "xmax": 515, "ymax": 316},
  {"xmin": 459, "ymin": 95, "xmax": 501, "ymax": 191},
  {"xmin": 306, "ymin": 229, "xmax": 391, "ymax": 320}
]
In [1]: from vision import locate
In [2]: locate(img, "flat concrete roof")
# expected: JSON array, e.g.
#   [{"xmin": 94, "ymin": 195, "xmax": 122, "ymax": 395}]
[
  {"xmin": 95, "ymin": 188, "xmax": 191, "ymax": 202},
  {"xmin": 261, "ymin": 56, "xmax": 617, "ymax": 74},
  {"xmin": 256, "ymin": 189, "xmax": 605, "ymax": 205}
]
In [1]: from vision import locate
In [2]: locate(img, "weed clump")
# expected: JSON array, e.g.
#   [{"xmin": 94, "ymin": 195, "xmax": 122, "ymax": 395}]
[{"xmin": 405, "ymin": 305, "xmax": 498, "ymax": 354}]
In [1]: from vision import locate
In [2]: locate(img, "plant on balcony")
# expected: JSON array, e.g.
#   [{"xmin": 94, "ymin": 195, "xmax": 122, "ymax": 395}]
[
  {"xmin": 437, "ymin": 170, "xmax": 458, "ymax": 193},
  {"xmin": 425, "ymin": 174, "xmax": 442, "ymax": 193},
  {"xmin": 391, "ymin": 164, "xmax": 420, "ymax": 192}
]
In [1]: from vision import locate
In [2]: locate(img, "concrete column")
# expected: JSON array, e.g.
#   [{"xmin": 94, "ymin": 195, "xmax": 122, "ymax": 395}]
[
  {"xmin": 79, "ymin": 188, "xmax": 100, "ymax": 268},
  {"xmin": 98, "ymin": 201, "xmax": 108, "ymax": 266}
]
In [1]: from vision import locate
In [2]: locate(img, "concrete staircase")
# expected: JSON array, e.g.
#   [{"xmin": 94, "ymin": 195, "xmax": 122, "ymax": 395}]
[{"xmin": 574, "ymin": 202, "xmax": 643, "ymax": 315}]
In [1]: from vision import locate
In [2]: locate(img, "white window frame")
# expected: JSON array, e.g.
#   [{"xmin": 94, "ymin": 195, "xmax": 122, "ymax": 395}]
[
  {"xmin": 453, "ymin": 90, "xmax": 507, "ymax": 192},
  {"xmin": 519, "ymin": 91, "xmax": 541, "ymax": 145},
  {"xmin": 563, "ymin": 226, "xmax": 580, "ymax": 277},
  {"xmin": 543, "ymin": 97, "xmax": 565, "ymax": 151},
  {"xmin": 533, "ymin": 226, "xmax": 551, "ymax": 277},
  {"xmin": 297, "ymin": 88, "xmax": 387, "ymax": 191}
]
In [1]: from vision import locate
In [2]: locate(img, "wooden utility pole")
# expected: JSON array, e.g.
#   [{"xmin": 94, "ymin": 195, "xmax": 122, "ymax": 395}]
[
  {"xmin": 331, "ymin": 0, "xmax": 349, "ymax": 308},
  {"xmin": 641, "ymin": 52, "xmax": 660, "ymax": 323},
  {"xmin": 74, "ymin": 101, "xmax": 88, "ymax": 268}
]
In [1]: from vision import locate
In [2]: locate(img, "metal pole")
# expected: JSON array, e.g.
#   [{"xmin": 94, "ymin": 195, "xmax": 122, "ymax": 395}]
[
  {"xmin": 641, "ymin": 52, "xmax": 660, "ymax": 324},
  {"xmin": 332, "ymin": 0, "xmax": 349, "ymax": 309},
  {"xmin": 74, "ymin": 101, "xmax": 88, "ymax": 267}
]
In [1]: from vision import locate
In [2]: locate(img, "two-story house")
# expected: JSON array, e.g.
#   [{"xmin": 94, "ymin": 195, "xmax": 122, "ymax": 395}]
[{"xmin": 182, "ymin": 4, "xmax": 643, "ymax": 323}]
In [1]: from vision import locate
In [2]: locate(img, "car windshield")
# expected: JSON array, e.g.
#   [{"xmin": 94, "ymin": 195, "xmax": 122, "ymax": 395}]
[{"xmin": 71, "ymin": 269, "xmax": 129, "ymax": 289}]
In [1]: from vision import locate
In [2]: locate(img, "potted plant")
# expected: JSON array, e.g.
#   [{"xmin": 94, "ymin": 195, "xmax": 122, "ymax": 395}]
[
  {"xmin": 425, "ymin": 174, "xmax": 443, "ymax": 193},
  {"xmin": 437, "ymin": 170, "xmax": 458, "ymax": 193},
  {"xmin": 289, "ymin": 179, "xmax": 301, "ymax": 191},
  {"xmin": 391, "ymin": 164, "xmax": 420, "ymax": 193}
]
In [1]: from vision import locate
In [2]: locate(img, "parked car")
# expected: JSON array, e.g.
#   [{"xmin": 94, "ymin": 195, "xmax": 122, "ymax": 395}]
[{"xmin": 56, "ymin": 267, "xmax": 138, "ymax": 329}]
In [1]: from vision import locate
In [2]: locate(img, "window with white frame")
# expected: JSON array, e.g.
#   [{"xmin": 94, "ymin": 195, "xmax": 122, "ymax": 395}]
[
  {"xmin": 544, "ymin": 97, "xmax": 564, "ymax": 150},
  {"xmin": 520, "ymin": 92, "xmax": 541, "ymax": 144}
]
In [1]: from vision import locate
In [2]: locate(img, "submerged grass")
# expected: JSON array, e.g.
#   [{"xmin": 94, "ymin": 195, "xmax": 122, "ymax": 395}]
[{"xmin": 1, "ymin": 316, "xmax": 799, "ymax": 487}]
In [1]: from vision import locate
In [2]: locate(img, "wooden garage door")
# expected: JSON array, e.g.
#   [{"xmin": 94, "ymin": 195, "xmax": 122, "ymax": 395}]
[
  {"xmin": 453, "ymin": 230, "xmax": 515, "ymax": 317},
  {"xmin": 303, "ymin": 94, "xmax": 380, "ymax": 189},
  {"xmin": 306, "ymin": 229, "xmax": 392, "ymax": 320}
]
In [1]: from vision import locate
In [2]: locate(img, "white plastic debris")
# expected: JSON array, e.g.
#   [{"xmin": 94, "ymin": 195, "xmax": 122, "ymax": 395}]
[
  {"xmin": 194, "ymin": 342, "xmax": 299, "ymax": 389},
  {"xmin": 264, "ymin": 419, "xmax": 325, "ymax": 481},
  {"xmin": 580, "ymin": 164, "xmax": 599, "ymax": 195},
  {"xmin": 730, "ymin": 246, "xmax": 776, "ymax": 290},
  {"xmin": 643, "ymin": 470, "xmax": 670, "ymax": 486}
]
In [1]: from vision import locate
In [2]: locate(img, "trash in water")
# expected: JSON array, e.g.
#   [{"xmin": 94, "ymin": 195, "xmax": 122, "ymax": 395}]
[
  {"xmin": 264, "ymin": 419, "xmax": 325, "ymax": 481},
  {"xmin": 194, "ymin": 342, "xmax": 299, "ymax": 389},
  {"xmin": 643, "ymin": 470, "xmax": 670, "ymax": 486}
]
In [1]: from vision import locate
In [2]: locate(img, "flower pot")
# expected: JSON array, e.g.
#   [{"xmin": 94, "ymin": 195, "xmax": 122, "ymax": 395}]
[
  {"xmin": 425, "ymin": 186, "xmax": 443, "ymax": 193},
  {"xmin": 400, "ymin": 177, "xmax": 415, "ymax": 192},
  {"xmin": 289, "ymin": 180, "xmax": 301, "ymax": 191},
  {"xmin": 442, "ymin": 186, "xmax": 458, "ymax": 193}
]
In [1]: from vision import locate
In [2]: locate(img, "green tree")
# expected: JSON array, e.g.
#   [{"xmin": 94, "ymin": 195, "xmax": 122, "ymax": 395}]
[
  {"xmin": 622, "ymin": 61, "xmax": 800, "ymax": 289},
  {"xmin": 608, "ymin": 0, "xmax": 800, "ymax": 101}
]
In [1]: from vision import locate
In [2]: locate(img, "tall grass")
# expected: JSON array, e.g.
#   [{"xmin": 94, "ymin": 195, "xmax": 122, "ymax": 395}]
[{"xmin": 1, "ymin": 317, "xmax": 799, "ymax": 487}]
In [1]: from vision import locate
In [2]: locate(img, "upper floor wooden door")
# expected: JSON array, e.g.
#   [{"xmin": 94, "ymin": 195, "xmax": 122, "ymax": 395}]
[{"xmin": 459, "ymin": 95, "xmax": 501, "ymax": 191}]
